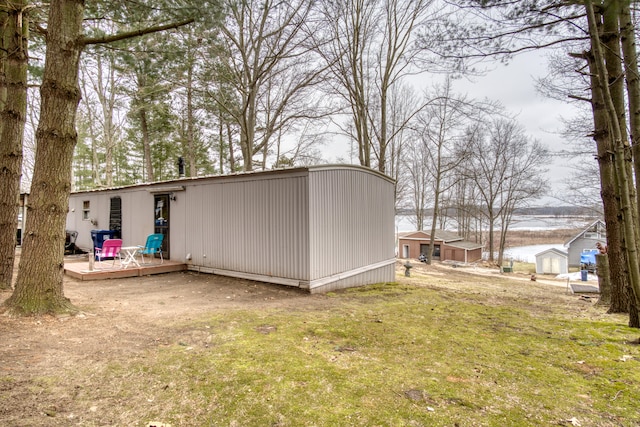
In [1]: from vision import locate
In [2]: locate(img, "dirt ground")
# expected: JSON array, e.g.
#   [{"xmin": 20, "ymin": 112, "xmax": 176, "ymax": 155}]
[
  {"xmin": 0, "ymin": 246, "xmax": 587, "ymax": 426},
  {"xmin": 0, "ymin": 257, "xmax": 343, "ymax": 426}
]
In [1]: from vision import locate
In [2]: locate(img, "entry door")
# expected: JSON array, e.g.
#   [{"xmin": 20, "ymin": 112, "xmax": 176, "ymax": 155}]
[{"xmin": 154, "ymin": 194, "xmax": 170, "ymax": 259}]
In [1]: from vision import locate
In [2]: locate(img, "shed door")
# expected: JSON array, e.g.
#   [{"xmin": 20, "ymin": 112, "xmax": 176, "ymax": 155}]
[
  {"xmin": 154, "ymin": 194, "xmax": 170, "ymax": 259},
  {"xmin": 542, "ymin": 257, "xmax": 560, "ymax": 274}
]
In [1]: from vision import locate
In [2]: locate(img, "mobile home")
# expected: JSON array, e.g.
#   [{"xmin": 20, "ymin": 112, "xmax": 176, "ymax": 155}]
[{"xmin": 66, "ymin": 165, "xmax": 396, "ymax": 293}]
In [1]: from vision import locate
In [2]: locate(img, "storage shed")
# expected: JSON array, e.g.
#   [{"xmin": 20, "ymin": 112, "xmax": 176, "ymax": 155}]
[
  {"xmin": 66, "ymin": 165, "xmax": 396, "ymax": 293},
  {"xmin": 564, "ymin": 219, "xmax": 606, "ymax": 267},
  {"xmin": 534, "ymin": 248, "xmax": 569, "ymax": 275},
  {"xmin": 397, "ymin": 230, "xmax": 483, "ymax": 263}
]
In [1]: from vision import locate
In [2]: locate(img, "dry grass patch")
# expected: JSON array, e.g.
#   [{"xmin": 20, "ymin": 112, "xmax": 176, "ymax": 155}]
[
  {"xmin": 2, "ymin": 265, "xmax": 638, "ymax": 427},
  {"xmin": 55, "ymin": 278, "xmax": 640, "ymax": 426}
]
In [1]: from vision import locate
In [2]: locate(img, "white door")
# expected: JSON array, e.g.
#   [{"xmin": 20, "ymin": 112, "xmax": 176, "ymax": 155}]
[{"xmin": 550, "ymin": 258, "xmax": 560, "ymax": 274}]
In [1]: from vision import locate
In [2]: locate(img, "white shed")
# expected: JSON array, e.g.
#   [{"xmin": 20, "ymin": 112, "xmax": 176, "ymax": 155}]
[
  {"xmin": 66, "ymin": 165, "xmax": 396, "ymax": 293},
  {"xmin": 535, "ymin": 248, "xmax": 569, "ymax": 275}
]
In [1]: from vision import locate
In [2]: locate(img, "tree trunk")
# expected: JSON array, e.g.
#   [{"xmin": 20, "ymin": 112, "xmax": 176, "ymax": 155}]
[
  {"xmin": 586, "ymin": 0, "xmax": 640, "ymax": 327},
  {"xmin": 139, "ymin": 106, "xmax": 155, "ymax": 182},
  {"xmin": 0, "ymin": 0, "xmax": 28, "ymax": 290},
  {"xmin": 427, "ymin": 189, "xmax": 439, "ymax": 265},
  {"xmin": 3, "ymin": 0, "xmax": 84, "ymax": 315},
  {"xmin": 583, "ymin": 8, "xmax": 631, "ymax": 314},
  {"xmin": 619, "ymin": 0, "xmax": 640, "ymax": 329},
  {"xmin": 226, "ymin": 122, "xmax": 235, "ymax": 172},
  {"xmin": 487, "ymin": 209, "xmax": 495, "ymax": 263},
  {"xmin": 596, "ymin": 253, "xmax": 611, "ymax": 306},
  {"xmin": 620, "ymin": 2, "xmax": 640, "ymax": 208},
  {"xmin": 186, "ymin": 63, "xmax": 196, "ymax": 177},
  {"xmin": 604, "ymin": 0, "xmax": 640, "ymax": 323}
]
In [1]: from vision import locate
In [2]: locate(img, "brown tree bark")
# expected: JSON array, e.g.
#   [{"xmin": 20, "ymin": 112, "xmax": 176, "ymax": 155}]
[
  {"xmin": 618, "ymin": 0, "xmax": 640, "ymax": 327},
  {"xmin": 596, "ymin": 253, "xmax": 611, "ymax": 306},
  {"xmin": 601, "ymin": 0, "xmax": 640, "ymax": 326},
  {"xmin": 585, "ymin": 0, "xmax": 640, "ymax": 327},
  {"xmin": 587, "ymin": 1, "xmax": 632, "ymax": 315},
  {"xmin": 139, "ymin": 105, "xmax": 155, "ymax": 182},
  {"xmin": 3, "ymin": 0, "xmax": 83, "ymax": 315},
  {"xmin": 0, "ymin": 0, "xmax": 28, "ymax": 290}
]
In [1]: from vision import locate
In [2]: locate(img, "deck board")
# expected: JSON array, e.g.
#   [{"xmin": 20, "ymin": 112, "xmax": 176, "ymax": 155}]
[{"xmin": 64, "ymin": 256, "xmax": 186, "ymax": 281}]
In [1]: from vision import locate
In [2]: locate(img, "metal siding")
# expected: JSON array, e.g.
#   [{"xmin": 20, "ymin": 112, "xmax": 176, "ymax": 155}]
[
  {"xmin": 568, "ymin": 237, "xmax": 601, "ymax": 267},
  {"xmin": 309, "ymin": 168, "xmax": 395, "ymax": 281},
  {"xmin": 121, "ymin": 191, "xmax": 155, "ymax": 247},
  {"xmin": 184, "ymin": 185, "xmax": 205, "ymax": 266},
  {"xmin": 309, "ymin": 264, "xmax": 396, "ymax": 294},
  {"xmin": 68, "ymin": 189, "xmax": 156, "ymax": 251},
  {"xmin": 183, "ymin": 174, "xmax": 309, "ymax": 281},
  {"xmin": 66, "ymin": 166, "xmax": 393, "ymax": 291}
]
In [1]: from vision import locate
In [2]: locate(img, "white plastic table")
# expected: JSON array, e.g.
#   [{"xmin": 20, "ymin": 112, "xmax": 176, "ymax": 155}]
[{"xmin": 121, "ymin": 246, "xmax": 141, "ymax": 269}]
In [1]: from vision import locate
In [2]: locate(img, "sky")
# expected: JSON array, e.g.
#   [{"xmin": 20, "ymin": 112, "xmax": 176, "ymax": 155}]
[
  {"xmin": 320, "ymin": 50, "xmax": 588, "ymax": 207},
  {"xmin": 452, "ymin": 50, "xmax": 585, "ymax": 191}
]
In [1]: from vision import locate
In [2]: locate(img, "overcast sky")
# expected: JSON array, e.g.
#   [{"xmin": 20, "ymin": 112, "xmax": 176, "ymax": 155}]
[
  {"xmin": 319, "ymin": 49, "xmax": 589, "ymax": 206},
  {"xmin": 452, "ymin": 50, "xmax": 585, "ymax": 196}
]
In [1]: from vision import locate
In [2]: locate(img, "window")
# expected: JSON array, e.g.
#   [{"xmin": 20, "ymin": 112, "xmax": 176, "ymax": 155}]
[{"xmin": 82, "ymin": 201, "xmax": 90, "ymax": 220}]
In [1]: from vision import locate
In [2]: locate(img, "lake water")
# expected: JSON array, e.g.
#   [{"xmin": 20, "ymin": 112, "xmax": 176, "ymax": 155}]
[
  {"xmin": 502, "ymin": 244, "xmax": 566, "ymax": 263},
  {"xmin": 395, "ymin": 214, "xmax": 594, "ymax": 233}
]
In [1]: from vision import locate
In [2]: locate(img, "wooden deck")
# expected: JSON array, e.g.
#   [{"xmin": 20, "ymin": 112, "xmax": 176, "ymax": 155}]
[{"xmin": 63, "ymin": 255, "xmax": 187, "ymax": 281}]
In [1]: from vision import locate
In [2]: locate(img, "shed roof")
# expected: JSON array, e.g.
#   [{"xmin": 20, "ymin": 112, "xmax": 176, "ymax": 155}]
[
  {"xmin": 398, "ymin": 229, "xmax": 463, "ymax": 243},
  {"xmin": 446, "ymin": 240, "xmax": 484, "ymax": 250},
  {"xmin": 535, "ymin": 247, "xmax": 568, "ymax": 258}
]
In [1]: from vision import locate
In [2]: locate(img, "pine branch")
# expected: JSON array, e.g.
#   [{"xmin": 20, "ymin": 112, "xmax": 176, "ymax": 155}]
[{"xmin": 82, "ymin": 18, "xmax": 194, "ymax": 46}]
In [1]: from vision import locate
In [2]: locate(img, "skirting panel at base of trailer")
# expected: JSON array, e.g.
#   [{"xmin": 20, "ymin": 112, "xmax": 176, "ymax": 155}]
[
  {"xmin": 307, "ymin": 261, "xmax": 396, "ymax": 294},
  {"xmin": 186, "ymin": 258, "xmax": 396, "ymax": 293},
  {"xmin": 305, "ymin": 259, "xmax": 396, "ymax": 293},
  {"xmin": 186, "ymin": 266, "xmax": 302, "ymax": 287}
]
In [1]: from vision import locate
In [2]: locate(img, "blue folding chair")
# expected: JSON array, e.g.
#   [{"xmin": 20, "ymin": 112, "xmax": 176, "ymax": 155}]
[{"xmin": 138, "ymin": 234, "xmax": 164, "ymax": 264}]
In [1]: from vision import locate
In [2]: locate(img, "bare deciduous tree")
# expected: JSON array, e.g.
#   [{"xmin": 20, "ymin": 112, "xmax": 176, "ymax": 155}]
[
  {"xmin": 464, "ymin": 117, "xmax": 548, "ymax": 264},
  {"xmin": 318, "ymin": 0, "xmax": 433, "ymax": 173},
  {"xmin": 211, "ymin": 0, "xmax": 329, "ymax": 171},
  {"xmin": 414, "ymin": 78, "xmax": 472, "ymax": 263}
]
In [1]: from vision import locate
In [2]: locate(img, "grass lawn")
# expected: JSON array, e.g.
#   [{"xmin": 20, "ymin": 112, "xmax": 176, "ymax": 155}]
[{"xmin": 72, "ymin": 269, "xmax": 640, "ymax": 427}]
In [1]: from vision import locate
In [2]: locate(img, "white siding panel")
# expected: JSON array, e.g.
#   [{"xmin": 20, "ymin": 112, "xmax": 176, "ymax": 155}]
[
  {"xmin": 309, "ymin": 168, "xmax": 395, "ymax": 281},
  {"xmin": 184, "ymin": 174, "xmax": 309, "ymax": 281},
  {"xmin": 309, "ymin": 264, "xmax": 396, "ymax": 294}
]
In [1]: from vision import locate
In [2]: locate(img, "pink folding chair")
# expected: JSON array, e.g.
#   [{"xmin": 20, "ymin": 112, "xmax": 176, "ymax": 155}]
[{"xmin": 94, "ymin": 239, "xmax": 123, "ymax": 268}]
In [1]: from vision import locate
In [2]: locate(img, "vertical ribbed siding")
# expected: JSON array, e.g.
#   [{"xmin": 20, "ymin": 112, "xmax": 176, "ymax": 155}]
[
  {"xmin": 308, "ymin": 168, "xmax": 395, "ymax": 280},
  {"xmin": 67, "ymin": 166, "xmax": 395, "ymax": 290},
  {"xmin": 185, "ymin": 173, "xmax": 310, "ymax": 281}
]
